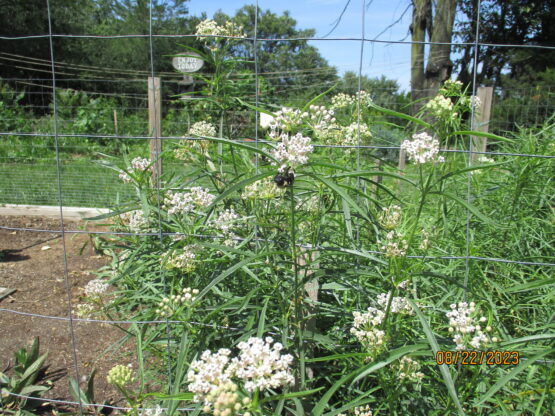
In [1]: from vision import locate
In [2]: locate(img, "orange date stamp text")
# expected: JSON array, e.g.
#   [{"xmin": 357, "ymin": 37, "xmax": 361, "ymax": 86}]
[{"xmin": 435, "ymin": 350, "xmax": 520, "ymax": 365}]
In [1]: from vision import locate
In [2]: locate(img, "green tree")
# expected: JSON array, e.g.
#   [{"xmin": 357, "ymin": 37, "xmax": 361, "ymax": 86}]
[
  {"xmin": 213, "ymin": 5, "xmax": 338, "ymax": 104},
  {"xmin": 454, "ymin": 0, "xmax": 555, "ymax": 87}
]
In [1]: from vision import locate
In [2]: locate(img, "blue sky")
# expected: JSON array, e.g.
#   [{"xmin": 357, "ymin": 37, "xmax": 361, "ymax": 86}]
[{"xmin": 187, "ymin": 0, "xmax": 414, "ymax": 91}]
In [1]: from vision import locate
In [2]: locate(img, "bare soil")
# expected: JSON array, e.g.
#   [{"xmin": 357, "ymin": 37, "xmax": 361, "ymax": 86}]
[{"xmin": 0, "ymin": 215, "xmax": 134, "ymax": 414}]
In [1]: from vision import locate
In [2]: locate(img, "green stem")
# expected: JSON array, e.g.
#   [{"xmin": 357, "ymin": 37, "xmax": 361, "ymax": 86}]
[{"xmin": 288, "ymin": 185, "xmax": 305, "ymax": 391}]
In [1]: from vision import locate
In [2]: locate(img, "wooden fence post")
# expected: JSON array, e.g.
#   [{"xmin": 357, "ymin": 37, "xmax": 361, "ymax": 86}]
[
  {"xmin": 148, "ymin": 76, "xmax": 162, "ymax": 182},
  {"xmin": 471, "ymin": 86, "xmax": 493, "ymax": 161}
]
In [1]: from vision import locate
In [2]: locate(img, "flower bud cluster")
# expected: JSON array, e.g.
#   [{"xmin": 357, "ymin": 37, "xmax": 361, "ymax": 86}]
[
  {"xmin": 380, "ymin": 231, "xmax": 408, "ymax": 258},
  {"xmin": 378, "ymin": 205, "xmax": 402, "ymax": 230},
  {"xmin": 75, "ymin": 303, "xmax": 95, "ymax": 318},
  {"xmin": 401, "ymin": 132, "xmax": 445, "ymax": 164},
  {"xmin": 195, "ymin": 19, "xmax": 244, "ymax": 40},
  {"xmin": 272, "ymin": 132, "xmax": 314, "ymax": 172},
  {"xmin": 308, "ymin": 104, "xmax": 336, "ymax": 130},
  {"xmin": 263, "ymin": 107, "xmax": 306, "ymax": 138},
  {"xmin": 164, "ymin": 187, "xmax": 215, "ymax": 215},
  {"xmin": 164, "ymin": 246, "xmax": 197, "ymax": 273},
  {"xmin": 439, "ymin": 79, "xmax": 463, "ymax": 96},
  {"xmin": 477, "ymin": 156, "xmax": 494, "ymax": 163},
  {"xmin": 241, "ymin": 177, "xmax": 285, "ymax": 200},
  {"xmin": 156, "ymin": 287, "xmax": 199, "ymax": 317},
  {"xmin": 120, "ymin": 209, "xmax": 149, "ymax": 231},
  {"xmin": 330, "ymin": 93, "xmax": 355, "ymax": 109},
  {"xmin": 212, "ymin": 209, "xmax": 240, "ymax": 246},
  {"xmin": 341, "ymin": 122, "xmax": 372, "ymax": 148},
  {"xmin": 84, "ymin": 279, "xmax": 109, "ymax": 298},
  {"xmin": 295, "ymin": 193, "xmax": 321, "ymax": 213},
  {"xmin": 106, "ymin": 364, "xmax": 134, "ymax": 387},
  {"xmin": 353, "ymin": 405, "xmax": 373, "ymax": 416},
  {"xmin": 446, "ymin": 302, "xmax": 493, "ymax": 350},
  {"xmin": 119, "ymin": 157, "xmax": 152, "ymax": 183},
  {"xmin": 376, "ymin": 292, "xmax": 414, "ymax": 314},
  {"xmin": 140, "ymin": 405, "xmax": 164, "ymax": 416},
  {"xmin": 419, "ymin": 228, "xmax": 430, "ymax": 250},
  {"xmin": 350, "ymin": 307, "xmax": 386, "ymax": 352},
  {"xmin": 425, "ymin": 95, "xmax": 455, "ymax": 120},
  {"xmin": 189, "ymin": 121, "xmax": 217, "ymax": 137},
  {"xmin": 330, "ymin": 90, "xmax": 372, "ymax": 110},
  {"xmin": 187, "ymin": 336, "xmax": 294, "ymax": 410},
  {"xmin": 204, "ymin": 381, "xmax": 251, "ymax": 416},
  {"xmin": 397, "ymin": 356, "xmax": 425, "ymax": 384}
]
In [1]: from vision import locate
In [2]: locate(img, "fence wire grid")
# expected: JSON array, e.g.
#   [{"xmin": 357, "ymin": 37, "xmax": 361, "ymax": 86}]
[{"xmin": 0, "ymin": 0, "xmax": 554, "ymax": 414}]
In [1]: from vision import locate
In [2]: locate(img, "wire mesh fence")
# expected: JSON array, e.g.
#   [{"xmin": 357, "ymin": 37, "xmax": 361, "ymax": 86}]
[{"xmin": 1, "ymin": 0, "xmax": 554, "ymax": 414}]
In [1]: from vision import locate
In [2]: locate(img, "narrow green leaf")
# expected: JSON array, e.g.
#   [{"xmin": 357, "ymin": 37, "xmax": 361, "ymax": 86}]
[
  {"xmin": 260, "ymin": 387, "xmax": 324, "ymax": 403},
  {"xmin": 301, "ymin": 84, "xmax": 337, "ymax": 112},
  {"xmin": 368, "ymin": 101, "xmax": 431, "ymax": 129},
  {"xmin": 332, "ymin": 170, "xmax": 417, "ymax": 187},
  {"xmin": 257, "ymin": 298, "xmax": 269, "ymax": 338},
  {"xmin": 429, "ymin": 191, "xmax": 497, "ymax": 226},
  {"xmin": 408, "ymin": 299, "xmax": 465, "ymax": 416},
  {"xmin": 448, "ymin": 130, "xmax": 515, "ymax": 144},
  {"xmin": 352, "ymin": 344, "xmax": 427, "ymax": 383},
  {"xmin": 477, "ymin": 348, "xmax": 555, "ymax": 404},
  {"xmin": 304, "ymin": 172, "xmax": 371, "ymax": 223},
  {"xmin": 505, "ymin": 278, "xmax": 555, "ymax": 293},
  {"xmin": 198, "ymin": 252, "xmax": 274, "ymax": 298}
]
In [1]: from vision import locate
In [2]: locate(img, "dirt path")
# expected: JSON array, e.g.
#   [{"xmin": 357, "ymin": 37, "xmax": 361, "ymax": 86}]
[{"xmin": 0, "ymin": 215, "xmax": 133, "ymax": 412}]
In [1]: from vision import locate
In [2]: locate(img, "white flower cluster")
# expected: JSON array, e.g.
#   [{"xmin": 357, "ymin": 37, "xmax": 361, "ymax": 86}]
[
  {"xmin": 330, "ymin": 92, "xmax": 355, "ymax": 109},
  {"xmin": 228, "ymin": 337, "xmax": 295, "ymax": 393},
  {"xmin": 446, "ymin": 302, "xmax": 493, "ymax": 350},
  {"xmin": 419, "ymin": 228, "xmax": 430, "ymax": 250},
  {"xmin": 350, "ymin": 307, "xmax": 386, "ymax": 352},
  {"xmin": 120, "ymin": 210, "xmax": 149, "ymax": 232},
  {"xmin": 262, "ymin": 107, "xmax": 306, "ymax": 138},
  {"xmin": 401, "ymin": 132, "xmax": 445, "ymax": 164},
  {"xmin": 353, "ymin": 405, "xmax": 373, "ymax": 416},
  {"xmin": 212, "ymin": 209, "xmax": 239, "ymax": 246},
  {"xmin": 84, "ymin": 279, "xmax": 109, "ymax": 298},
  {"xmin": 296, "ymin": 193, "xmax": 321, "ymax": 213},
  {"xmin": 119, "ymin": 157, "xmax": 152, "ymax": 183},
  {"xmin": 189, "ymin": 121, "xmax": 217, "ymax": 137},
  {"xmin": 378, "ymin": 205, "xmax": 402, "ymax": 230},
  {"xmin": 330, "ymin": 91, "xmax": 372, "ymax": 109},
  {"xmin": 241, "ymin": 177, "xmax": 285, "ymax": 200},
  {"xmin": 272, "ymin": 132, "xmax": 314, "ymax": 172},
  {"xmin": 195, "ymin": 19, "xmax": 243, "ymax": 39},
  {"xmin": 439, "ymin": 79, "xmax": 463, "ymax": 96},
  {"xmin": 342, "ymin": 122, "xmax": 372, "ymax": 147},
  {"xmin": 377, "ymin": 292, "xmax": 414, "ymax": 315},
  {"xmin": 140, "ymin": 405, "xmax": 164, "ymax": 416},
  {"xmin": 477, "ymin": 156, "xmax": 495, "ymax": 163},
  {"xmin": 397, "ymin": 356, "xmax": 424, "ymax": 384},
  {"xmin": 164, "ymin": 187, "xmax": 215, "ymax": 215},
  {"xmin": 187, "ymin": 337, "xmax": 294, "ymax": 410},
  {"xmin": 308, "ymin": 104, "xmax": 336, "ymax": 130},
  {"xmin": 470, "ymin": 95, "xmax": 481, "ymax": 111},
  {"xmin": 425, "ymin": 95, "xmax": 455, "ymax": 119},
  {"xmin": 317, "ymin": 122, "xmax": 372, "ymax": 152},
  {"xmin": 75, "ymin": 303, "xmax": 95, "ymax": 318},
  {"xmin": 164, "ymin": 246, "xmax": 197, "ymax": 273},
  {"xmin": 155, "ymin": 287, "xmax": 199, "ymax": 317},
  {"xmin": 380, "ymin": 231, "xmax": 408, "ymax": 258}
]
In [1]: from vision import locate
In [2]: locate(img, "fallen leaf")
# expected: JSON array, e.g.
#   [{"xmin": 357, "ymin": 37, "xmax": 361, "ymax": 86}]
[{"xmin": 41, "ymin": 246, "xmax": 51, "ymax": 251}]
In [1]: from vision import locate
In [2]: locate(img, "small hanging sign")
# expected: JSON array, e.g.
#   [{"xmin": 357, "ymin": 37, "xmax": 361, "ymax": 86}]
[{"xmin": 172, "ymin": 52, "xmax": 204, "ymax": 73}]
